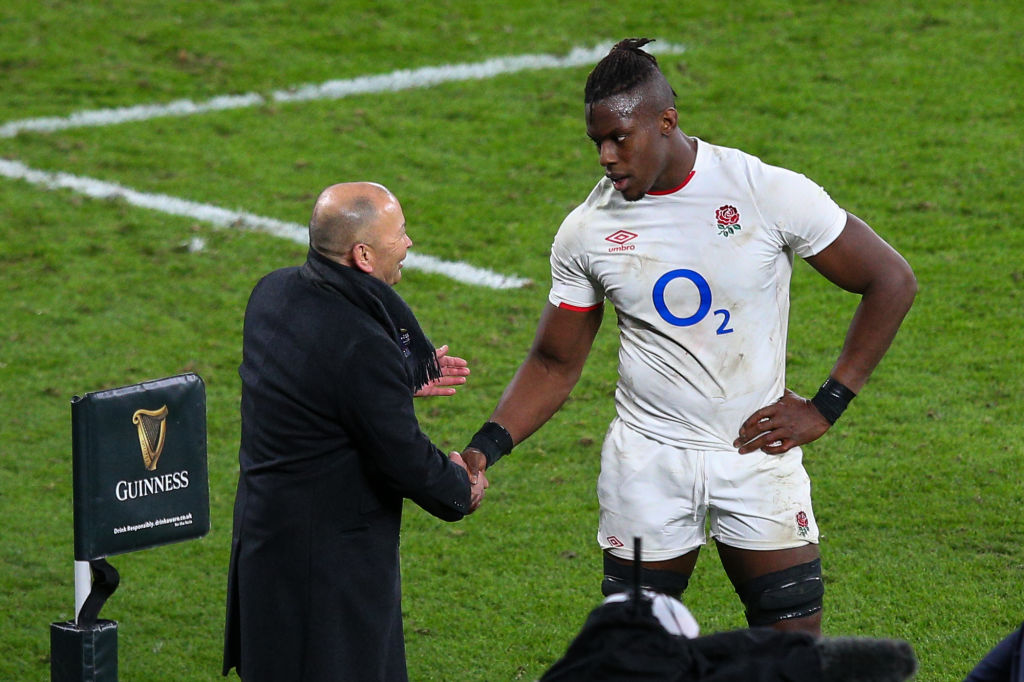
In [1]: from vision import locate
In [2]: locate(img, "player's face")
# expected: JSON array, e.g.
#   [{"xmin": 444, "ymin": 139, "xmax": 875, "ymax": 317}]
[
  {"xmin": 367, "ymin": 199, "xmax": 412, "ymax": 285},
  {"xmin": 586, "ymin": 96, "xmax": 672, "ymax": 202}
]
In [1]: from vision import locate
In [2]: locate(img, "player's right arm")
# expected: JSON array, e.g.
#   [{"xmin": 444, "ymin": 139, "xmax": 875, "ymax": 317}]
[
  {"xmin": 463, "ymin": 301, "xmax": 603, "ymax": 475},
  {"xmin": 495, "ymin": 301, "xmax": 604, "ymax": 442},
  {"xmin": 462, "ymin": 202, "xmax": 603, "ymax": 477}
]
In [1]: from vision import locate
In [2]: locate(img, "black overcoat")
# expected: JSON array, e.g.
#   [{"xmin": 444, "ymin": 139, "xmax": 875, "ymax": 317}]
[{"xmin": 223, "ymin": 252, "xmax": 471, "ymax": 681}]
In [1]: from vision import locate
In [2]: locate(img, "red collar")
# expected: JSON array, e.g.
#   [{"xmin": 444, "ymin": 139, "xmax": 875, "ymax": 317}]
[{"xmin": 647, "ymin": 170, "xmax": 696, "ymax": 196}]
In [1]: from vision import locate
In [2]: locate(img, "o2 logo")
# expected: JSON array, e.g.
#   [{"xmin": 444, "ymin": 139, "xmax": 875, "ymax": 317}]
[{"xmin": 652, "ymin": 269, "xmax": 734, "ymax": 335}]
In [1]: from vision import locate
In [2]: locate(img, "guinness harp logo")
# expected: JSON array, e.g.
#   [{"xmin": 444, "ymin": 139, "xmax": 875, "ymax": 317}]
[{"xmin": 132, "ymin": 405, "xmax": 169, "ymax": 471}]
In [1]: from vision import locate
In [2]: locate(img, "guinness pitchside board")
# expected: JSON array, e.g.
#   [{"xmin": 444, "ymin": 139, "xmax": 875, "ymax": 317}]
[{"xmin": 71, "ymin": 373, "xmax": 209, "ymax": 559}]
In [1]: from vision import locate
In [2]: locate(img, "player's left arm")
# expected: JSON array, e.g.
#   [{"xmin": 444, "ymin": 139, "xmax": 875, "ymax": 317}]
[{"xmin": 735, "ymin": 212, "xmax": 917, "ymax": 454}]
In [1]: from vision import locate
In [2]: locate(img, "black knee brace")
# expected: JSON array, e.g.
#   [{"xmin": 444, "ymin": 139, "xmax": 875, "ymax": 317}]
[
  {"xmin": 601, "ymin": 554, "xmax": 691, "ymax": 599},
  {"xmin": 736, "ymin": 558, "xmax": 824, "ymax": 627}
]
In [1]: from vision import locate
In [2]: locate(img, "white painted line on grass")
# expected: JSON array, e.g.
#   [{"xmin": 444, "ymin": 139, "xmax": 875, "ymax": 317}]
[
  {"xmin": 0, "ymin": 42, "xmax": 686, "ymax": 137},
  {"xmin": 0, "ymin": 42, "xmax": 688, "ymax": 288},
  {"xmin": 0, "ymin": 159, "xmax": 532, "ymax": 289}
]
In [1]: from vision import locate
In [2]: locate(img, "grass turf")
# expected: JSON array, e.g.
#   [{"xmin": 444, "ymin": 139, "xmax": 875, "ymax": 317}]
[{"xmin": 2, "ymin": 1, "xmax": 1022, "ymax": 679}]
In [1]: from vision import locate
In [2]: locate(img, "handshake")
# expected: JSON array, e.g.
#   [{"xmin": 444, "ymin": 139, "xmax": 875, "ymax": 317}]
[
  {"xmin": 448, "ymin": 420, "xmax": 513, "ymax": 512},
  {"xmin": 449, "ymin": 449, "xmax": 489, "ymax": 512},
  {"xmin": 415, "ymin": 345, "xmax": 499, "ymax": 513}
]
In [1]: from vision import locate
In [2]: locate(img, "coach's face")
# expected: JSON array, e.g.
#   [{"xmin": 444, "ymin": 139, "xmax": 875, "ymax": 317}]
[
  {"xmin": 367, "ymin": 196, "xmax": 412, "ymax": 286},
  {"xmin": 586, "ymin": 93, "xmax": 675, "ymax": 202}
]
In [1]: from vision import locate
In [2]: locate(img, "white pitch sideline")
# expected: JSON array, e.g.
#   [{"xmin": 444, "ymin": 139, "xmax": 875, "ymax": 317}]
[
  {"xmin": 0, "ymin": 42, "xmax": 686, "ymax": 138},
  {"xmin": 0, "ymin": 159, "xmax": 532, "ymax": 290}
]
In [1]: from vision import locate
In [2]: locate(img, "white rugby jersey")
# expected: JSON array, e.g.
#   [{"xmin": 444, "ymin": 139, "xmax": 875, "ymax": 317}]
[{"xmin": 549, "ymin": 139, "xmax": 847, "ymax": 450}]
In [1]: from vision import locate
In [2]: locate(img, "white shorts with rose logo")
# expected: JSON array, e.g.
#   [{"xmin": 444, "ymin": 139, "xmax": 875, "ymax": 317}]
[{"xmin": 597, "ymin": 418, "xmax": 820, "ymax": 562}]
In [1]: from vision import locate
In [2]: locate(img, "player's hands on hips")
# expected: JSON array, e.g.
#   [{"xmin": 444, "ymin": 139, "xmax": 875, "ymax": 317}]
[
  {"xmin": 450, "ymin": 451, "xmax": 488, "ymax": 511},
  {"xmin": 734, "ymin": 388, "xmax": 831, "ymax": 455}
]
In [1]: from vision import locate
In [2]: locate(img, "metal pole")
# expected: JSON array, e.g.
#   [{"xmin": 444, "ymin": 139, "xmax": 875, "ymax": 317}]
[{"xmin": 74, "ymin": 560, "xmax": 90, "ymax": 624}]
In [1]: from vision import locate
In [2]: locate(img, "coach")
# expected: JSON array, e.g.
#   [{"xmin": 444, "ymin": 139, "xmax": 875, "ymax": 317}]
[{"xmin": 223, "ymin": 182, "xmax": 485, "ymax": 681}]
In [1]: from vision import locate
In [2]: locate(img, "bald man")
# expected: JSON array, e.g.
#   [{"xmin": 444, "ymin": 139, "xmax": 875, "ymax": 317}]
[
  {"xmin": 308, "ymin": 182, "xmax": 410, "ymax": 286},
  {"xmin": 224, "ymin": 182, "xmax": 485, "ymax": 681}
]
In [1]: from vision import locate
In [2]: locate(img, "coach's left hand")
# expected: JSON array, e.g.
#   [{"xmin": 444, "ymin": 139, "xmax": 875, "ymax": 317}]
[{"xmin": 414, "ymin": 345, "xmax": 471, "ymax": 397}]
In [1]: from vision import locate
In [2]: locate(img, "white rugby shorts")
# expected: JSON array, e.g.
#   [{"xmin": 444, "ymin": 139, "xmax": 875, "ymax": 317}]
[{"xmin": 597, "ymin": 419, "xmax": 819, "ymax": 561}]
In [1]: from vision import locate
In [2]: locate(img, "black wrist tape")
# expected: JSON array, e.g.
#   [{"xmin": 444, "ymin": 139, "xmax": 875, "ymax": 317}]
[
  {"xmin": 811, "ymin": 377, "xmax": 857, "ymax": 425},
  {"xmin": 467, "ymin": 421, "xmax": 514, "ymax": 468}
]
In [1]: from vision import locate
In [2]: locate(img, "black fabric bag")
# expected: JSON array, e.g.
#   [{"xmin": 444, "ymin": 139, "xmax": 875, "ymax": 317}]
[{"xmin": 541, "ymin": 595, "xmax": 821, "ymax": 682}]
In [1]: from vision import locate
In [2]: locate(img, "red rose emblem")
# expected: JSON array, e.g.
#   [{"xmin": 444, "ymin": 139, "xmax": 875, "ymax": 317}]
[{"xmin": 716, "ymin": 205, "xmax": 739, "ymax": 225}]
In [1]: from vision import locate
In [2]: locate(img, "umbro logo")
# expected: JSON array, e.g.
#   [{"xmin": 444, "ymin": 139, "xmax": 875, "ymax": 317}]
[
  {"xmin": 605, "ymin": 230, "xmax": 637, "ymax": 252},
  {"xmin": 605, "ymin": 230, "xmax": 637, "ymax": 245}
]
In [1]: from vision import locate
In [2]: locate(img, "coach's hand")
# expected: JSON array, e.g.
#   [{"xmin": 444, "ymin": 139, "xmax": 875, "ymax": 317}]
[
  {"xmin": 734, "ymin": 389, "xmax": 831, "ymax": 455},
  {"xmin": 450, "ymin": 451, "xmax": 488, "ymax": 511},
  {"xmin": 414, "ymin": 345, "xmax": 471, "ymax": 397}
]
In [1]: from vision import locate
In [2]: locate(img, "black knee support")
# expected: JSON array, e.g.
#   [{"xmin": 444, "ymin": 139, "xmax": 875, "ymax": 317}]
[
  {"xmin": 737, "ymin": 558, "xmax": 824, "ymax": 627},
  {"xmin": 601, "ymin": 554, "xmax": 691, "ymax": 599}
]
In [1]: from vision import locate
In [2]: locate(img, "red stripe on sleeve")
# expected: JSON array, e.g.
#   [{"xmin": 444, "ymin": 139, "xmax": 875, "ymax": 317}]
[{"xmin": 558, "ymin": 301, "xmax": 603, "ymax": 312}]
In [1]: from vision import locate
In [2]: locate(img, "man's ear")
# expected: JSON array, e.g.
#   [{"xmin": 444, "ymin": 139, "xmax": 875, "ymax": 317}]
[
  {"xmin": 352, "ymin": 242, "xmax": 374, "ymax": 275},
  {"xmin": 661, "ymin": 107, "xmax": 678, "ymax": 135}
]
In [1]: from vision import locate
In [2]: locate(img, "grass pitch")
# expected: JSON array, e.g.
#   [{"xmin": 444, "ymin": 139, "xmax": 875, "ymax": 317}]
[{"xmin": 2, "ymin": 1, "xmax": 1022, "ymax": 679}]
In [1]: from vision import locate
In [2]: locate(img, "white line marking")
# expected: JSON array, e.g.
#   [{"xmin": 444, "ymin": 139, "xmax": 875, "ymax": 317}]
[
  {"xmin": 0, "ymin": 42, "xmax": 686, "ymax": 137},
  {"xmin": 0, "ymin": 42, "xmax": 687, "ymax": 288},
  {"xmin": 0, "ymin": 159, "xmax": 532, "ymax": 289}
]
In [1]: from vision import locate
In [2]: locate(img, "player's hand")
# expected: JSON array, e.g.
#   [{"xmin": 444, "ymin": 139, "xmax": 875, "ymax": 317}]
[
  {"xmin": 733, "ymin": 389, "xmax": 831, "ymax": 455},
  {"xmin": 414, "ymin": 345, "xmax": 470, "ymax": 397},
  {"xmin": 450, "ymin": 451, "xmax": 488, "ymax": 511},
  {"xmin": 460, "ymin": 446, "xmax": 488, "ymax": 485}
]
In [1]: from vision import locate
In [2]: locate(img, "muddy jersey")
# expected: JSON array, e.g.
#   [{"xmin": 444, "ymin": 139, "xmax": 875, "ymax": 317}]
[{"xmin": 549, "ymin": 139, "xmax": 846, "ymax": 450}]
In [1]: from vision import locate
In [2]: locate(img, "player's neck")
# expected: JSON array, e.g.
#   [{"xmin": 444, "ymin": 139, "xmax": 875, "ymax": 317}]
[{"xmin": 653, "ymin": 134, "xmax": 697, "ymax": 193}]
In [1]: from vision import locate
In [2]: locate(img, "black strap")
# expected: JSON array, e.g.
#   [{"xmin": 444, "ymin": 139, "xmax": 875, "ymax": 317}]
[
  {"xmin": 467, "ymin": 421, "xmax": 514, "ymax": 468},
  {"xmin": 811, "ymin": 377, "xmax": 857, "ymax": 425},
  {"xmin": 77, "ymin": 558, "xmax": 120, "ymax": 626}
]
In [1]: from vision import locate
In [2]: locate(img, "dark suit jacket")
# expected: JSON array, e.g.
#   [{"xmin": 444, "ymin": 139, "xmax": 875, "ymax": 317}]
[
  {"xmin": 223, "ymin": 254, "xmax": 470, "ymax": 681},
  {"xmin": 964, "ymin": 621, "xmax": 1024, "ymax": 682}
]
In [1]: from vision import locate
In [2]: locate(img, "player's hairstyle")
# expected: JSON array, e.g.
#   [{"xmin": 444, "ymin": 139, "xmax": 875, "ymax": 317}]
[{"xmin": 584, "ymin": 38, "xmax": 677, "ymax": 105}]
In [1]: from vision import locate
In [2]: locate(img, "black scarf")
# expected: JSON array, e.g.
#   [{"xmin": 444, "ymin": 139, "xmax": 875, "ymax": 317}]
[{"xmin": 300, "ymin": 248, "xmax": 442, "ymax": 392}]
